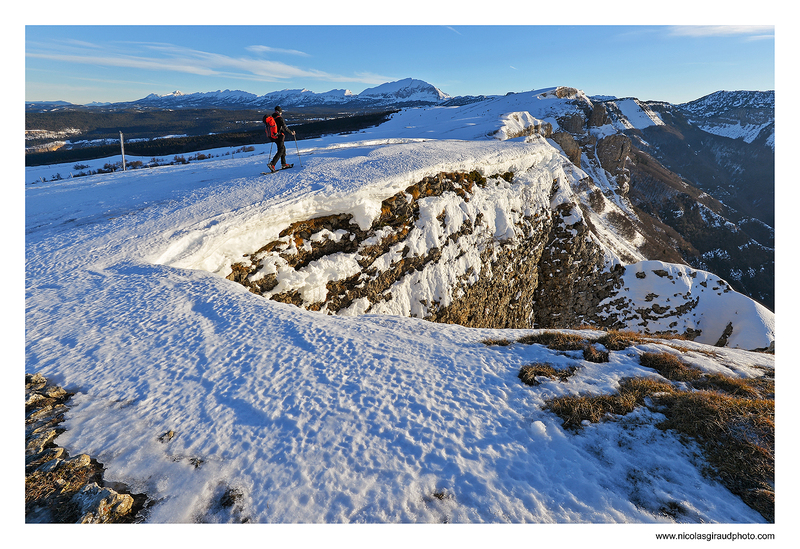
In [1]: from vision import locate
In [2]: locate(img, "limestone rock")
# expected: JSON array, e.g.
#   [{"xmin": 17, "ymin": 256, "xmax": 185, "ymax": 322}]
[
  {"xmin": 557, "ymin": 113, "xmax": 585, "ymax": 134},
  {"xmin": 551, "ymin": 132, "xmax": 581, "ymax": 166},
  {"xmin": 74, "ymin": 483, "xmax": 135, "ymax": 524},
  {"xmin": 25, "ymin": 373, "xmax": 146, "ymax": 523},
  {"xmin": 588, "ymin": 102, "xmax": 608, "ymax": 127},
  {"xmin": 596, "ymin": 134, "xmax": 632, "ymax": 191}
]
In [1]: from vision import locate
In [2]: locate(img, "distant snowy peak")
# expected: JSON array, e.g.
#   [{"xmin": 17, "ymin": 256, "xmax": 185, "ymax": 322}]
[
  {"xmin": 358, "ymin": 78, "xmax": 451, "ymax": 103},
  {"xmin": 144, "ymin": 90, "xmax": 185, "ymax": 99},
  {"xmin": 259, "ymin": 87, "xmax": 356, "ymax": 108}
]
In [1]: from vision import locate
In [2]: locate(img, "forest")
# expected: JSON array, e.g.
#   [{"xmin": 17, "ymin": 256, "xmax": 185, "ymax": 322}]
[{"xmin": 25, "ymin": 108, "xmax": 398, "ymax": 167}]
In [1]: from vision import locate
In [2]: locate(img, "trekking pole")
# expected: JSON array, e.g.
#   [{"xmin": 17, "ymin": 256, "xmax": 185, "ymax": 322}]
[{"xmin": 292, "ymin": 132, "xmax": 302, "ymax": 166}]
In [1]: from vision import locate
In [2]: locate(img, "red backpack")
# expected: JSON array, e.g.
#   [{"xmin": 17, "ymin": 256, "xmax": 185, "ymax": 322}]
[{"xmin": 263, "ymin": 114, "xmax": 278, "ymax": 139}]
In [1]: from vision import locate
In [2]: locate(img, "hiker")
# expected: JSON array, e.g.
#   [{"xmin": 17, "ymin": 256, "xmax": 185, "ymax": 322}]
[{"xmin": 264, "ymin": 106, "xmax": 295, "ymax": 172}]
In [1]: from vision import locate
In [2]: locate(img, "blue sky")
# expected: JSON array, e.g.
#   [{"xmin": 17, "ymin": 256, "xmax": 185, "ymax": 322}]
[{"xmin": 25, "ymin": 22, "xmax": 775, "ymax": 106}]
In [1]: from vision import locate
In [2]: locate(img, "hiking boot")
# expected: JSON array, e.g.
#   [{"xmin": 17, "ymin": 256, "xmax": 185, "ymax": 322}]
[
  {"xmin": 281, "ymin": 163, "xmax": 293, "ymax": 169},
  {"xmin": 268, "ymin": 163, "xmax": 277, "ymax": 173}
]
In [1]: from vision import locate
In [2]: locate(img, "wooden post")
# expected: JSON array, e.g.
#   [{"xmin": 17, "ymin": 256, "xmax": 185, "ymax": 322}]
[{"xmin": 120, "ymin": 131, "xmax": 126, "ymax": 171}]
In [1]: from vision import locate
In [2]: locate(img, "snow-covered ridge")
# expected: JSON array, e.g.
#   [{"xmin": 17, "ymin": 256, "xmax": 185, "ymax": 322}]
[
  {"xmin": 25, "ymin": 136, "xmax": 774, "ymax": 523},
  {"xmin": 602, "ymin": 260, "xmax": 773, "ymax": 350},
  {"xmin": 677, "ymin": 90, "xmax": 774, "ymax": 145},
  {"xmin": 678, "ymin": 90, "xmax": 774, "ymax": 118}
]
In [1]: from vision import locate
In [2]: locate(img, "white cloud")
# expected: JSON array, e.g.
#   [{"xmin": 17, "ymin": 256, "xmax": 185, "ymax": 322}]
[
  {"xmin": 668, "ymin": 25, "xmax": 774, "ymax": 38},
  {"xmin": 26, "ymin": 40, "xmax": 396, "ymax": 87},
  {"xmin": 27, "ymin": 41, "xmax": 334, "ymax": 82},
  {"xmin": 245, "ymin": 45, "xmax": 311, "ymax": 57}
]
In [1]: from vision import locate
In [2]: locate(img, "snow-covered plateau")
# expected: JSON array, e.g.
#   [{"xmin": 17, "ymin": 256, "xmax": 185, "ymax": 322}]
[{"xmin": 24, "ymin": 88, "xmax": 777, "ymax": 535}]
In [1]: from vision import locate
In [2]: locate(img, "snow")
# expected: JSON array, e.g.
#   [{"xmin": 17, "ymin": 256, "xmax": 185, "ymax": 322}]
[
  {"xmin": 24, "ymin": 90, "xmax": 776, "ymax": 532},
  {"xmin": 696, "ymin": 121, "xmax": 773, "ymax": 144},
  {"xmin": 610, "ymin": 99, "xmax": 665, "ymax": 130},
  {"xmin": 609, "ymin": 261, "xmax": 774, "ymax": 350}
]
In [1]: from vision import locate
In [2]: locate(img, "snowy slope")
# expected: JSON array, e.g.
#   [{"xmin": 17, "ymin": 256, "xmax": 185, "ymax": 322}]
[
  {"xmin": 602, "ymin": 260, "xmax": 774, "ymax": 350},
  {"xmin": 606, "ymin": 98, "xmax": 666, "ymax": 131},
  {"xmin": 25, "ymin": 90, "xmax": 775, "ymax": 526}
]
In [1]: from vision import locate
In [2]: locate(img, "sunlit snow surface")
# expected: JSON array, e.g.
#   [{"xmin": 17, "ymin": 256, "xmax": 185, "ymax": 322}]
[{"xmin": 25, "ymin": 93, "xmax": 774, "ymax": 525}]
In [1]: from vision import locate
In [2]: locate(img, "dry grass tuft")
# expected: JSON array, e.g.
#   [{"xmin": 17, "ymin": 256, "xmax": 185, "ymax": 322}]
[
  {"xmin": 543, "ymin": 368, "xmax": 775, "ymax": 522},
  {"xmin": 691, "ymin": 374, "xmax": 765, "ymax": 398},
  {"xmin": 516, "ymin": 331, "xmax": 587, "ymax": 351},
  {"xmin": 653, "ymin": 389, "xmax": 774, "ymax": 522},
  {"xmin": 639, "ymin": 351, "xmax": 702, "ymax": 382},
  {"xmin": 544, "ymin": 377, "xmax": 674, "ymax": 430},
  {"xmin": 481, "ymin": 337, "xmax": 513, "ymax": 346},
  {"xmin": 518, "ymin": 363, "xmax": 577, "ymax": 386},
  {"xmin": 545, "ymin": 392, "xmax": 639, "ymax": 429},
  {"xmin": 594, "ymin": 329, "xmax": 649, "ymax": 351},
  {"xmin": 618, "ymin": 377, "xmax": 676, "ymax": 402},
  {"xmin": 582, "ymin": 345, "xmax": 609, "ymax": 363}
]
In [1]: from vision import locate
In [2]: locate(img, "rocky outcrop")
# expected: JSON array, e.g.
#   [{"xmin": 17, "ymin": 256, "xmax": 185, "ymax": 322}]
[
  {"xmin": 532, "ymin": 202, "xmax": 625, "ymax": 329},
  {"xmin": 587, "ymin": 102, "xmax": 608, "ymax": 127},
  {"xmin": 557, "ymin": 113, "xmax": 585, "ymax": 134},
  {"xmin": 551, "ymin": 132, "xmax": 581, "ymax": 165},
  {"xmin": 25, "ymin": 373, "xmax": 147, "ymax": 523},
  {"xmin": 554, "ymin": 86, "xmax": 580, "ymax": 99},
  {"xmin": 227, "ymin": 170, "xmax": 628, "ymax": 331},
  {"xmin": 596, "ymin": 134, "xmax": 632, "ymax": 192}
]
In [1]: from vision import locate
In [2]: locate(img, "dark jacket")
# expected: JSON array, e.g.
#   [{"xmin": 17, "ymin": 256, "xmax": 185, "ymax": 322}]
[{"xmin": 272, "ymin": 111, "xmax": 290, "ymax": 138}]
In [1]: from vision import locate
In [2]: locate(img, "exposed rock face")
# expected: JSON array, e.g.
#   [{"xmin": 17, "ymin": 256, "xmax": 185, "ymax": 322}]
[
  {"xmin": 540, "ymin": 94, "xmax": 774, "ymax": 311},
  {"xmin": 532, "ymin": 202, "xmax": 625, "ymax": 329},
  {"xmin": 587, "ymin": 102, "xmax": 608, "ymax": 127},
  {"xmin": 554, "ymin": 86, "xmax": 580, "ymax": 99},
  {"xmin": 228, "ymin": 170, "xmax": 627, "ymax": 331},
  {"xmin": 596, "ymin": 134, "xmax": 632, "ymax": 191},
  {"xmin": 551, "ymin": 132, "xmax": 581, "ymax": 165},
  {"xmin": 557, "ymin": 113, "xmax": 585, "ymax": 134}
]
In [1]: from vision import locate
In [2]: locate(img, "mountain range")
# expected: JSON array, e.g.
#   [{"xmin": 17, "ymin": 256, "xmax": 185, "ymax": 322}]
[{"xmin": 27, "ymin": 77, "xmax": 454, "ymax": 111}]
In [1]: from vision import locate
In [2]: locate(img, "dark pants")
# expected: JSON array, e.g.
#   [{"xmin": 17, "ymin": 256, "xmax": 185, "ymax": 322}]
[{"xmin": 270, "ymin": 134, "xmax": 287, "ymax": 166}]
